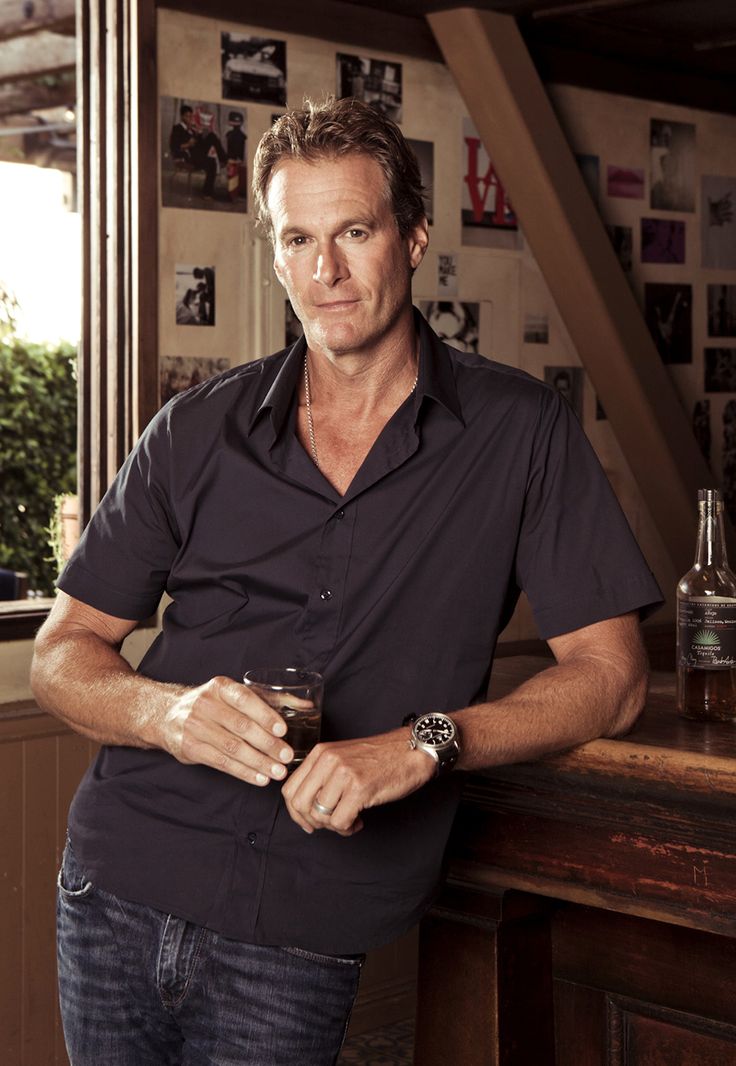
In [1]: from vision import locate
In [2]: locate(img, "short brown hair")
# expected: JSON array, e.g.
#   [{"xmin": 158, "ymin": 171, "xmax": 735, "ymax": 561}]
[{"xmin": 252, "ymin": 96, "xmax": 427, "ymax": 240}]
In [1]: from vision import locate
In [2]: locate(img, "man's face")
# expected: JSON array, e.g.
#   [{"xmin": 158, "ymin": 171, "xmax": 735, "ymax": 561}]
[{"xmin": 268, "ymin": 154, "xmax": 428, "ymax": 359}]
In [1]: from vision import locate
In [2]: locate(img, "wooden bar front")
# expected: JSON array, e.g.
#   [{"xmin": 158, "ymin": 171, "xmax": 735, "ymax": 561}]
[{"xmin": 416, "ymin": 657, "xmax": 736, "ymax": 1066}]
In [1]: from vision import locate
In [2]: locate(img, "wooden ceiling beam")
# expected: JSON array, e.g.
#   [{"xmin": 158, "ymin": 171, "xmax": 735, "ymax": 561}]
[
  {"xmin": 0, "ymin": 30, "xmax": 75, "ymax": 83},
  {"xmin": 0, "ymin": 0, "xmax": 75, "ymax": 41},
  {"xmin": 428, "ymin": 6, "xmax": 714, "ymax": 576}
]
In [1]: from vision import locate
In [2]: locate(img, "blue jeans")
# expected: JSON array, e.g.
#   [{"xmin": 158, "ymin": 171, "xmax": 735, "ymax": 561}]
[{"xmin": 56, "ymin": 839, "xmax": 363, "ymax": 1065}]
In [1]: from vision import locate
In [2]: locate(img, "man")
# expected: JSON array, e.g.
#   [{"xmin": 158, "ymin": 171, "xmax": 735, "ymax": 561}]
[{"xmin": 32, "ymin": 97, "xmax": 662, "ymax": 1065}]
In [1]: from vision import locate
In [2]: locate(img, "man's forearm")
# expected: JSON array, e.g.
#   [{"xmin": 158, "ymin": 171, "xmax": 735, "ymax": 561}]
[
  {"xmin": 31, "ymin": 628, "xmax": 185, "ymax": 748},
  {"xmin": 453, "ymin": 638, "xmax": 648, "ymax": 773}
]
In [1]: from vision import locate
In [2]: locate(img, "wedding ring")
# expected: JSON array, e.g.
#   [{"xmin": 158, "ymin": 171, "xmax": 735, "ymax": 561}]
[{"xmin": 313, "ymin": 798, "xmax": 336, "ymax": 817}]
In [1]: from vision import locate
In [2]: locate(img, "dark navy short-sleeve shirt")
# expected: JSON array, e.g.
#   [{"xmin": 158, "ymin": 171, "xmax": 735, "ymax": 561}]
[{"xmin": 59, "ymin": 314, "xmax": 663, "ymax": 953}]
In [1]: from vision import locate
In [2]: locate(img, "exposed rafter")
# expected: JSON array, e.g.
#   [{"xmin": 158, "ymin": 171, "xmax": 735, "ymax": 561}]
[{"xmin": 428, "ymin": 6, "xmax": 714, "ymax": 576}]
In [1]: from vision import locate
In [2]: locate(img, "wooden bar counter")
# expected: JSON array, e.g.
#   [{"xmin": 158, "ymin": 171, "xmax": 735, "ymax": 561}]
[{"xmin": 415, "ymin": 657, "xmax": 736, "ymax": 1066}]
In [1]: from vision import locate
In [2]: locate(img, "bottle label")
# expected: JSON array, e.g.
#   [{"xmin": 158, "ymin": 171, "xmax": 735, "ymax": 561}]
[{"xmin": 678, "ymin": 597, "xmax": 736, "ymax": 670}]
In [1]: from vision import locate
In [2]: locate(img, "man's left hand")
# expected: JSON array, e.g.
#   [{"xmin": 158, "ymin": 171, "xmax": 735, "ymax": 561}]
[{"xmin": 280, "ymin": 730, "xmax": 436, "ymax": 836}]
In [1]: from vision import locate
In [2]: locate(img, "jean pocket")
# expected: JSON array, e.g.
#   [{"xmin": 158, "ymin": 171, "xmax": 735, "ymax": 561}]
[
  {"xmin": 57, "ymin": 838, "xmax": 94, "ymax": 900},
  {"xmin": 282, "ymin": 946, "xmax": 365, "ymax": 968}
]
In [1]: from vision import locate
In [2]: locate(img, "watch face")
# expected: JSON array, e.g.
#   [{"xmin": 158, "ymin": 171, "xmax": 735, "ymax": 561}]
[{"xmin": 416, "ymin": 714, "xmax": 455, "ymax": 748}]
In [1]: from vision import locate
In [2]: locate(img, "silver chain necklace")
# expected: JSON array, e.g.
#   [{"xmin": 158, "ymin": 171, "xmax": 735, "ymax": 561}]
[{"xmin": 303, "ymin": 352, "xmax": 419, "ymax": 469}]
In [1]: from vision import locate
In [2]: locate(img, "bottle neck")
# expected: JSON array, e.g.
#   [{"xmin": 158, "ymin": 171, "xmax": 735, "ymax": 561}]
[{"xmin": 695, "ymin": 499, "xmax": 729, "ymax": 568}]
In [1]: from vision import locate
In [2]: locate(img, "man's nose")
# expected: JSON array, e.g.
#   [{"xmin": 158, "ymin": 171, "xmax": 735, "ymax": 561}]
[{"xmin": 313, "ymin": 243, "xmax": 347, "ymax": 287}]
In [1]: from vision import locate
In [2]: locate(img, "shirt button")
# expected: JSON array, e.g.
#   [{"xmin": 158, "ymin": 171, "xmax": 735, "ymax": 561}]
[
  {"xmin": 320, "ymin": 589, "xmax": 333, "ymax": 601},
  {"xmin": 335, "ymin": 509, "xmax": 345, "ymax": 520},
  {"xmin": 247, "ymin": 832, "xmax": 257, "ymax": 846}
]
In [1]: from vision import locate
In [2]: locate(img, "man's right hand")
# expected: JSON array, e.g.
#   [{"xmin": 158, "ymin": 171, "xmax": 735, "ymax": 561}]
[
  {"xmin": 162, "ymin": 676, "xmax": 295, "ymax": 785},
  {"xmin": 31, "ymin": 592, "xmax": 294, "ymax": 786}
]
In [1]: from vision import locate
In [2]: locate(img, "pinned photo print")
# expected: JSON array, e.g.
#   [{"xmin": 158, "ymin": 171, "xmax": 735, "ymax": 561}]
[
  {"xmin": 545, "ymin": 366, "xmax": 583, "ymax": 422},
  {"xmin": 175, "ymin": 265, "xmax": 215, "ymax": 326},
  {"xmin": 708, "ymin": 284, "xmax": 736, "ymax": 337},
  {"xmin": 336, "ymin": 53, "xmax": 402, "ymax": 123},
  {"xmin": 650, "ymin": 119, "xmax": 695, "ymax": 213},
  {"xmin": 607, "ymin": 165, "xmax": 645, "ymax": 200},
  {"xmin": 702, "ymin": 176, "xmax": 736, "ymax": 269},
  {"xmin": 705, "ymin": 348, "xmax": 736, "ymax": 393},
  {"xmin": 418, "ymin": 301, "xmax": 479, "ymax": 353},
  {"xmin": 161, "ymin": 97, "xmax": 247, "ymax": 212},
  {"xmin": 523, "ymin": 313, "xmax": 549, "ymax": 344},
  {"xmin": 160, "ymin": 356, "xmax": 230, "ymax": 404},
  {"xmin": 644, "ymin": 283, "xmax": 692, "ymax": 364},
  {"xmin": 221, "ymin": 33, "xmax": 286, "ymax": 107},
  {"xmin": 462, "ymin": 119, "xmax": 518, "ymax": 249},
  {"xmin": 641, "ymin": 218, "xmax": 685, "ymax": 264}
]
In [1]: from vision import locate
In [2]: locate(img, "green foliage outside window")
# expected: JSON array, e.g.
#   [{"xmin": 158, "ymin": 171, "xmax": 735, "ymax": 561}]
[{"xmin": 0, "ymin": 291, "xmax": 77, "ymax": 595}]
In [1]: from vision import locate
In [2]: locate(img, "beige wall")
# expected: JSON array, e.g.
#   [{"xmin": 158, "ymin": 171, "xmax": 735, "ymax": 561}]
[{"xmin": 4, "ymin": 12, "xmax": 735, "ymax": 702}]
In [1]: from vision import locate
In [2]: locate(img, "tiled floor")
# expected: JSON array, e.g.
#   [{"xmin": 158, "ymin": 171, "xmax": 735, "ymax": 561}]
[{"xmin": 338, "ymin": 1018, "xmax": 414, "ymax": 1065}]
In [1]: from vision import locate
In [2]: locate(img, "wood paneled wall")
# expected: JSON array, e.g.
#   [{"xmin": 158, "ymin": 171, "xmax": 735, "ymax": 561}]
[{"xmin": 0, "ymin": 708, "xmax": 95, "ymax": 1066}]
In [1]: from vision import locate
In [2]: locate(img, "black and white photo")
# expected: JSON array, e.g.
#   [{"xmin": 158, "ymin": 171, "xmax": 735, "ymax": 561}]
[
  {"xmin": 406, "ymin": 138, "xmax": 434, "ymax": 224},
  {"xmin": 418, "ymin": 301, "xmax": 479, "ymax": 353},
  {"xmin": 705, "ymin": 348, "xmax": 736, "ymax": 393},
  {"xmin": 221, "ymin": 33, "xmax": 286, "ymax": 107},
  {"xmin": 524, "ymin": 312, "xmax": 549, "ymax": 344},
  {"xmin": 650, "ymin": 119, "xmax": 695, "ymax": 213},
  {"xmin": 545, "ymin": 366, "xmax": 584, "ymax": 422},
  {"xmin": 708, "ymin": 284, "xmax": 736, "ymax": 337},
  {"xmin": 336, "ymin": 53, "xmax": 402, "ymax": 123},
  {"xmin": 175, "ymin": 265, "xmax": 215, "ymax": 326},
  {"xmin": 702, "ymin": 175, "xmax": 736, "ymax": 269}
]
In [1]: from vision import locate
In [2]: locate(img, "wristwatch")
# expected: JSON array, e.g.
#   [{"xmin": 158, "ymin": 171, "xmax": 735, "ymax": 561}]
[{"xmin": 406, "ymin": 712, "xmax": 460, "ymax": 775}]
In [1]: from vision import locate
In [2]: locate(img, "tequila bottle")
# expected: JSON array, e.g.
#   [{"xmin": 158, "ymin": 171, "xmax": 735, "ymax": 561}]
[{"xmin": 677, "ymin": 488, "xmax": 736, "ymax": 720}]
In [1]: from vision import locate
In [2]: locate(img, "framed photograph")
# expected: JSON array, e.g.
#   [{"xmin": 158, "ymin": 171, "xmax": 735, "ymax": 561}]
[
  {"xmin": 221, "ymin": 33, "xmax": 286, "ymax": 107},
  {"xmin": 545, "ymin": 366, "xmax": 583, "ymax": 422},
  {"xmin": 336, "ymin": 53, "xmax": 402, "ymax": 123},
  {"xmin": 644, "ymin": 283, "xmax": 692, "ymax": 364},
  {"xmin": 708, "ymin": 284, "xmax": 736, "ymax": 337},
  {"xmin": 406, "ymin": 138, "xmax": 434, "ymax": 224},
  {"xmin": 161, "ymin": 97, "xmax": 248, "ymax": 212},
  {"xmin": 641, "ymin": 218, "xmax": 685, "ymax": 264},
  {"xmin": 650, "ymin": 119, "xmax": 695, "ymax": 213},
  {"xmin": 160, "ymin": 356, "xmax": 230, "ymax": 404},
  {"xmin": 705, "ymin": 348, "xmax": 736, "ymax": 393},
  {"xmin": 418, "ymin": 301, "xmax": 479, "ymax": 353},
  {"xmin": 175, "ymin": 264, "xmax": 215, "ymax": 326},
  {"xmin": 702, "ymin": 176, "xmax": 736, "ymax": 269},
  {"xmin": 607, "ymin": 165, "xmax": 645, "ymax": 200}
]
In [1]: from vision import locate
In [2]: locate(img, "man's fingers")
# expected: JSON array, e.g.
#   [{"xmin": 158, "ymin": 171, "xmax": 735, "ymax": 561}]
[{"xmin": 214, "ymin": 677, "xmax": 289, "ymax": 738}]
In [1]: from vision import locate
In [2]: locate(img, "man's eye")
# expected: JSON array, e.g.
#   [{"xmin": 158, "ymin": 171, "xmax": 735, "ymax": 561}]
[
  {"xmin": 288, "ymin": 236, "xmax": 307, "ymax": 247},
  {"xmin": 347, "ymin": 229, "xmax": 367, "ymax": 239}
]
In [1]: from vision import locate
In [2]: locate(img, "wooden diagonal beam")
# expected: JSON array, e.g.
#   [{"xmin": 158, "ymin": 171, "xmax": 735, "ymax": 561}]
[{"xmin": 428, "ymin": 6, "xmax": 713, "ymax": 577}]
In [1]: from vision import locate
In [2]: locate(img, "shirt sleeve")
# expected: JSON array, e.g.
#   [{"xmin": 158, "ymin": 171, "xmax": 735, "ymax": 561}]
[
  {"xmin": 57, "ymin": 405, "xmax": 180, "ymax": 620},
  {"xmin": 515, "ymin": 387, "xmax": 664, "ymax": 640}
]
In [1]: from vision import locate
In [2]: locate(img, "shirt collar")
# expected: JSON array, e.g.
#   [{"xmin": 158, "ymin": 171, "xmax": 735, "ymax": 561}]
[{"xmin": 248, "ymin": 310, "xmax": 464, "ymax": 443}]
